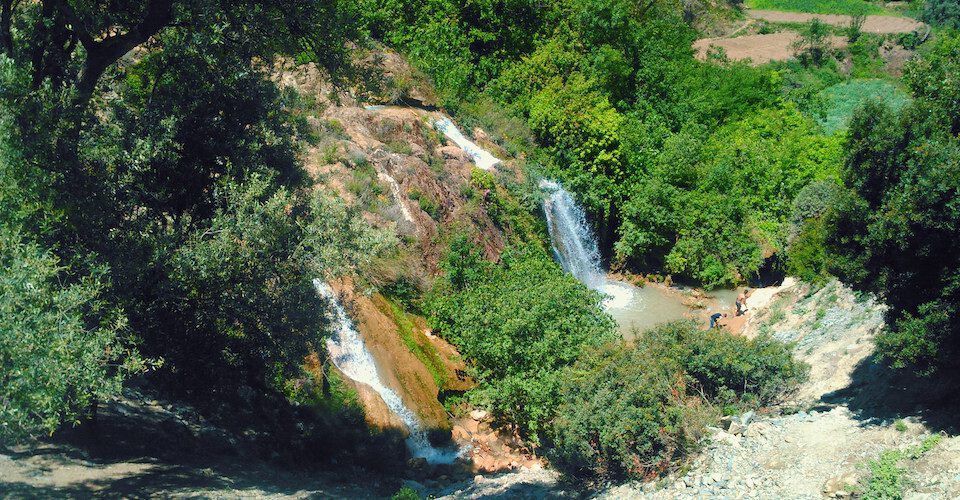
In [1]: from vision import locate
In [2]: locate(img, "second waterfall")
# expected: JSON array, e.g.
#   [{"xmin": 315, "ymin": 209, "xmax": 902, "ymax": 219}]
[{"xmin": 540, "ymin": 180, "xmax": 634, "ymax": 310}]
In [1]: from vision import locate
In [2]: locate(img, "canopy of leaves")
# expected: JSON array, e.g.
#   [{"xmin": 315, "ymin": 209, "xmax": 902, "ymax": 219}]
[
  {"xmin": 426, "ymin": 237, "xmax": 618, "ymax": 437},
  {"xmin": 362, "ymin": 0, "xmax": 840, "ymax": 287},
  {"xmin": 827, "ymin": 98, "xmax": 960, "ymax": 374},
  {"xmin": 550, "ymin": 321, "xmax": 806, "ymax": 480},
  {"xmin": 0, "ymin": 0, "xmax": 390, "ymax": 438}
]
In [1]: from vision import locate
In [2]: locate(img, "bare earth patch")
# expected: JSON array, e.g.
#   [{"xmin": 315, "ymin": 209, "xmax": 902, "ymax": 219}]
[
  {"xmin": 694, "ymin": 9, "xmax": 924, "ymax": 64},
  {"xmin": 747, "ymin": 9, "xmax": 926, "ymax": 34},
  {"xmin": 694, "ymin": 32, "xmax": 848, "ymax": 64}
]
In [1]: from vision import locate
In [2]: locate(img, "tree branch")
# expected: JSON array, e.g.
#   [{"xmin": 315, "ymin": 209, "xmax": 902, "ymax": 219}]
[{"xmin": 73, "ymin": 0, "xmax": 175, "ymax": 107}]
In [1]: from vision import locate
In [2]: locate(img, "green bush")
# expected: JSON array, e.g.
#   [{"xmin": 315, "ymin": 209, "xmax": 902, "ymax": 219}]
[
  {"xmin": 550, "ymin": 341, "xmax": 704, "ymax": 480},
  {"xmin": 0, "ymin": 229, "xmax": 142, "ymax": 439},
  {"xmin": 426, "ymin": 238, "xmax": 617, "ymax": 437},
  {"xmin": 391, "ymin": 486, "xmax": 420, "ymax": 500},
  {"xmin": 923, "ymin": 0, "xmax": 960, "ymax": 28},
  {"xmin": 646, "ymin": 321, "xmax": 809, "ymax": 407},
  {"xmin": 550, "ymin": 321, "xmax": 806, "ymax": 480}
]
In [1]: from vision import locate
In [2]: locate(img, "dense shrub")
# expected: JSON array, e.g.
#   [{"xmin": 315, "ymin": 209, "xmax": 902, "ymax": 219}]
[
  {"xmin": 426, "ymin": 237, "xmax": 618, "ymax": 437},
  {"xmin": 617, "ymin": 106, "xmax": 842, "ymax": 287},
  {"xmin": 550, "ymin": 321, "xmax": 807, "ymax": 480},
  {"xmin": 786, "ymin": 180, "xmax": 841, "ymax": 284},
  {"xmin": 550, "ymin": 341, "xmax": 702, "ymax": 480},
  {"xmin": 903, "ymin": 31, "xmax": 960, "ymax": 134},
  {"xmin": 922, "ymin": 0, "xmax": 960, "ymax": 28},
  {"xmin": 646, "ymin": 322, "xmax": 809, "ymax": 407},
  {"xmin": 827, "ymin": 95, "xmax": 960, "ymax": 373}
]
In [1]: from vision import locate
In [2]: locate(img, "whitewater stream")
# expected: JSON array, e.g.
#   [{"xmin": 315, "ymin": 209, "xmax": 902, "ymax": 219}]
[
  {"xmin": 434, "ymin": 117, "xmax": 501, "ymax": 171},
  {"xmin": 540, "ymin": 180, "xmax": 690, "ymax": 335},
  {"xmin": 313, "ymin": 280, "xmax": 462, "ymax": 464}
]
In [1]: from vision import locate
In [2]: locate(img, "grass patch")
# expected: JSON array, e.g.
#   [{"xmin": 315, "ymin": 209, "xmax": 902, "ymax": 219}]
[
  {"xmin": 816, "ymin": 79, "xmax": 910, "ymax": 133},
  {"xmin": 860, "ymin": 435, "xmax": 942, "ymax": 499},
  {"xmin": 746, "ymin": 0, "xmax": 887, "ymax": 15},
  {"xmin": 382, "ymin": 297, "xmax": 448, "ymax": 389}
]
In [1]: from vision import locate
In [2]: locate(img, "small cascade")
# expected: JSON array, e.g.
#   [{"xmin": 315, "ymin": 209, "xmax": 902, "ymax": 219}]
[
  {"xmin": 540, "ymin": 180, "xmax": 634, "ymax": 310},
  {"xmin": 434, "ymin": 117, "xmax": 501, "ymax": 171},
  {"xmin": 313, "ymin": 279, "xmax": 462, "ymax": 464},
  {"xmin": 377, "ymin": 171, "xmax": 415, "ymax": 224}
]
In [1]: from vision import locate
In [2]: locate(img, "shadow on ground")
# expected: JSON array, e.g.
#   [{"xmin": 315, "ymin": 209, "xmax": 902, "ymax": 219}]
[
  {"xmin": 820, "ymin": 355, "xmax": 960, "ymax": 434},
  {"xmin": 0, "ymin": 390, "xmax": 403, "ymax": 499}
]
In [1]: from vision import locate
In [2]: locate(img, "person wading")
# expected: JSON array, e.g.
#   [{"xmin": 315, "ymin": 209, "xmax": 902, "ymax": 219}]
[{"xmin": 736, "ymin": 289, "xmax": 749, "ymax": 316}]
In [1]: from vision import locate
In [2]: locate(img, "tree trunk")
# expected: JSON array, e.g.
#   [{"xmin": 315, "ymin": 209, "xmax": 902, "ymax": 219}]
[
  {"xmin": 0, "ymin": 0, "xmax": 14, "ymax": 56},
  {"xmin": 71, "ymin": 0, "xmax": 175, "ymax": 108}
]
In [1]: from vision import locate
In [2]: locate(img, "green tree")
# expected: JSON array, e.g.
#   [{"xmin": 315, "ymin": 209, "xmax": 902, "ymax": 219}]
[
  {"xmin": 922, "ymin": 0, "xmax": 960, "ymax": 28},
  {"xmin": 0, "ymin": 230, "xmax": 143, "ymax": 439},
  {"xmin": 426, "ymin": 239, "xmax": 617, "ymax": 437},
  {"xmin": 903, "ymin": 32, "xmax": 960, "ymax": 134},
  {"xmin": 827, "ymin": 98, "xmax": 960, "ymax": 373},
  {"xmin": 791, "ymin": 19, "xmax": 832, "ymax": 65}
]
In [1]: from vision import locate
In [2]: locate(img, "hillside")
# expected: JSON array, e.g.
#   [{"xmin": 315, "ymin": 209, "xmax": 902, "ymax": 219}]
[{"xmin": 3, "ymin": 0, "xmax": 960, "ymax": 499}]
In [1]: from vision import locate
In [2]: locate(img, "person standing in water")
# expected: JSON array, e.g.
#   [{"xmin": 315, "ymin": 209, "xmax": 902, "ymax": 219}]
[{"xmin": 736, "ymin": 289, "xmax": 749, "ymax": 316}]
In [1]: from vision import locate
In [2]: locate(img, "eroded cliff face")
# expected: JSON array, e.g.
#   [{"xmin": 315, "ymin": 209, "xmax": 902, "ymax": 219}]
[
  {"xmin": 327, "ymin": 279, "xmax": 468, "ymax": 437},
  {"xmin": 272, "ymin": 51, "xmax": 518, "ymax": 443}
]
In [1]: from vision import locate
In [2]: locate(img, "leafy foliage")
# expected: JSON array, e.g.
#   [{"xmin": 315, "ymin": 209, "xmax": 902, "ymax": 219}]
[
  {"xmin": 550, "ymin": 321, "xmax": 806, "ymax": 480},
  {"xmin": 646, "ymin": 321, "xmax": 809, "ymax": 407},
  {"xmin": 426, "ymin": 237, "xmax": 618, "ymax": 437},
  {"xmin": 791, "ymin": 19, "xmax": 833, "ymax": 65},
  {"xmin": 550, "ymin": 340, "xmax": 699, "ymax": 480},
  {"xmin": 0, "ymin": 0, "xmax": 392, "ymax": 440},
  {"xmin": 827, "ymin": 94, "xmax": 960, "ymax": 373},
  {"xmin": 0, "ymin": 229, "xmax": 138, "ymax": 439},
  {"xmin": 903, "ymin": 32, "xmax": 960, "ymax": 135},
  {"xmin": 922, "ymin": 0, "xmax": 960, "ymax": 28}
]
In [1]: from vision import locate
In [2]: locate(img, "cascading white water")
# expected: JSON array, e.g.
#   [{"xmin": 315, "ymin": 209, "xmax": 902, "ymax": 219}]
[
  {"xmin": 313, "ymin": 279, "xmax": 462, "ymax": 464},
  {"xmin": 540, "ymin": 180, "xmax": 634, "ymax": 310},
  {"xmin": 434, "ymin": 117, "xmax": 501, "ymax": 171},
  {"xmin": 377, "ymin": 171, "xmax": 415, "ymax": 224}
]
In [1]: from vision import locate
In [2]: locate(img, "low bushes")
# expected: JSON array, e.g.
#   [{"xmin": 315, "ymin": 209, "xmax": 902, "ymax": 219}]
[
  {"xmin": 425, "ymin": 238, "xmax": 618, "ymax": 438},
  {"xmin": 550, "ymin": 340, "xmax": 707, "ymax": 480},
  {"xmin": 549, "ymin": 321, "xmax": 807, "ymax": 481},
  {"xmin": 648, "ymin": 321, "xmax": 809, "ymax": 408}
]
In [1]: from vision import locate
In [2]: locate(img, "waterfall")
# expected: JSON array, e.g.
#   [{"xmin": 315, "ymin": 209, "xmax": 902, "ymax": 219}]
[
  {"xmin": 435, "ymin": 117, "xmax": 501, "ymax": 171},
  {"xmin": 540, "ymin": 180, "xmax": 634, "ymax": 310},
  {"xmin": 377, "ymin": 171, "xmax": 415, "ymax": 224},
  {"xmin": 313, "ymin": 279, "xmax": 462, "ymax": 464}
]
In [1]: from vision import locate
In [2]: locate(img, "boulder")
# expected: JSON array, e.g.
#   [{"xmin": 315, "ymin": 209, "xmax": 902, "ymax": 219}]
[
  {"xmin": 720, "ymin": 415, "xmax": 735, "ymax": 430},
  {"xmin": 745, "ymin": 422, "xmax": 772, "ymax": 438},
  {"xmin": 437, "ymin": 145, "xmax": 468, "ymax": 162},
  {"xmin": 407, "ymin": 457, "xmax": 428, "ymax": 471},
  {"xmin": 470, "ymin": 409, "xmax": 490, "ymax": 421},
  {"xmin": 823, "ymin": 472, "xmax": 859, "ymax": 498},
  {"xmin": 728, "ymin": 421, "xmax": 746, "ymax": 435},
  {"xmin": 452, "ymin": 425, "xmax": 469, "ymax": 441},
  {"xmin": 464, "ymin": 418, "xmax": 479, "ymax": 435}
]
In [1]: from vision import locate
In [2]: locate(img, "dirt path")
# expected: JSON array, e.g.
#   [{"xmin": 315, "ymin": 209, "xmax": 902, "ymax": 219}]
[
  {"xmin": 694, "ymin": 32, "xmax": 848, "ymax": 65},
  {"xmin": 747, "ymin": 9, "xmax": 926, "ymax": 34},
  {"xmin": 694, "ymin": 10, "xmax": 924, "ymax": 64}
]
